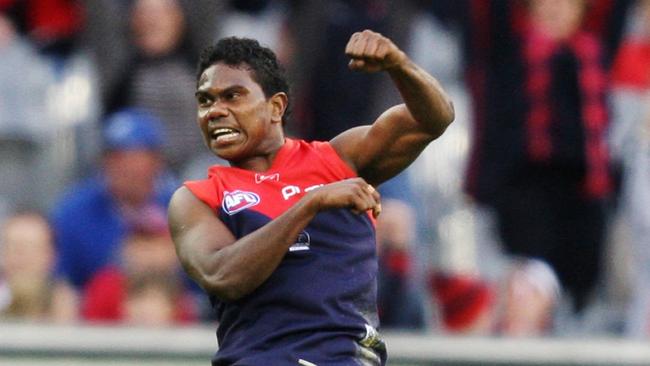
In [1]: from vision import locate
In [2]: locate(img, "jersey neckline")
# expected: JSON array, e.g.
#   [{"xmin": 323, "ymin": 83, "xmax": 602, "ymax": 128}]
[{"xmin": 207, "ymin": 138, "xmax": 296, "ymax": 177}]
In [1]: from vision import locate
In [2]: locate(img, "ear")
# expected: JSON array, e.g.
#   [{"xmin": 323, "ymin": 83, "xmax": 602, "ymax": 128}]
[{"xmin": 268, "ymin": 92, "xmax": 288, "ymax": 124}]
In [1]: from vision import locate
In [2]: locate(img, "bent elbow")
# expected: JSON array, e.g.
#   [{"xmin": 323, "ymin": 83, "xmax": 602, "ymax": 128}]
[
  {"xmin": 180, "ymin": 255, "xmax": 249, "ymax": 302},
  {"xmin": 437, "ymin": 99, "xmax": 455, "ymax": 129},
  {"xmin": 430, "ymin": 100, "xmax": 455, "ymax": 138},
  {"xmin": 444, "ymin": 99, "xmax": 456, "ymax": 126},
  {"xmin": 205, "ymin": 285, "xmax": 246, "ymax": 303},
  {"xmin": 201, "ymin": 274, "xmax": 247, "ymax": 302}
]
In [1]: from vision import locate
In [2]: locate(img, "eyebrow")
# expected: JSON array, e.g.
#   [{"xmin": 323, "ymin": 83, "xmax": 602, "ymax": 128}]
[
  {"xmin": 194, "ymin": 90, "xmax": 210, "ymax": 98},
  {"xmin": 195, "ymin": 85, "xmax": 248, "ymax": 97}
]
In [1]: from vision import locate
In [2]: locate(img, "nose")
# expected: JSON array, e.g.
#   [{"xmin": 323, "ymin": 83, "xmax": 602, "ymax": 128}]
[{"xmin": 204, "ymin": 100, "xmax": 229, "ymax": 121}]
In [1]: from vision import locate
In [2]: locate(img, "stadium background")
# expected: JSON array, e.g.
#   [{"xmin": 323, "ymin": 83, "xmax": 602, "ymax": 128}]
[{"xmin": 1, "ymin": 0, "xmax": 650, "ymax": 365}]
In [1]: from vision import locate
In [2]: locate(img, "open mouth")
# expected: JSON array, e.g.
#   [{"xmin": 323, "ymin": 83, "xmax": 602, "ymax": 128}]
[{"xmin": 211, "ymin": 128, "xmax": 241, "ymax": 143}]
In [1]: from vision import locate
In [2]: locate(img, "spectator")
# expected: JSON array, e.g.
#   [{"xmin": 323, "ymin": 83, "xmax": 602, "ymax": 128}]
[
  {"xmin": 122, "ymin": 271, "xmax": 184, "ymax": 327},
  {"xmin": 50, "ymin": 109, "xmax": 176, "ymax": 291},
  {"xmin": 0, "ymin": 212, "xmax": 76, "ymax": 322},
  {"xmin": 376, "ymin": 198, "xmax": 426, "ymax": 330},
  {"xmin": 609, "ymin": 0, "xmax": 650, "ymax": 338},
  {"xmin": 497, "ymin": 258, "xmax": 560, "ymax": 337},
  {"xmin": 216, "ymin": 0, "xmax": 294, "ymax": 65},
  {"xmin": 429, "ymin": 271, "xmax": 494, "ymax": 335},
  {"xmin": 1, "ymin": 2, "xmax": 101, "ymax": 211},
  {"xmin": 104, "ymin": 0, "xmax": 208, "ymax": 175},
  {"xmin": 0, "ymin": 0, "xmax": 85, "ymax": 59},
  {"xmin": 301, "ymin": 0, "xmax": 393, "ymax": 141},
  {"xmin": 82, "ymin": 225, "xmax": 197, "ymax": 325},
  {"xmin": 0, "ymin": 13, "xmax": 55, "ymax": 212},
  {"xmin": 462, "ymin": 0, "xmax": 630, "ymax": 316}
]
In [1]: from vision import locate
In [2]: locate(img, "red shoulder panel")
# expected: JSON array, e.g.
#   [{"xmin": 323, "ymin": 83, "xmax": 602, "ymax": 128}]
[
  {"xmin": 307, "ymin": 140, "xmax": 357, "ymax": 180},
  {"xmin": 184, "ymin": 177, "xmax": 222, "ymax": 211},
  {"xmin": 182, "ymin": 139, "xmax": 361, "ymax": 219}
]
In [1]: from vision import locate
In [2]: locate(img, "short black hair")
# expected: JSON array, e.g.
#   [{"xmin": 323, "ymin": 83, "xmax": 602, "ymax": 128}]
[{"xmin": 197, "ymin": 37, "xmax": 291, "ymax": 124}]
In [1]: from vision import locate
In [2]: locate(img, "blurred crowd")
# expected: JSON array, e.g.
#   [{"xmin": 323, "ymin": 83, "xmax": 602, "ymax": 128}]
[{"xmin": 1, "ymin": 0, "xmax": 649, "ymax": 340}]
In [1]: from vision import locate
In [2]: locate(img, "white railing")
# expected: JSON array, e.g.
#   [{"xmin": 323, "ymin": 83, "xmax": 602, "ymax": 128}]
[{"xmin": 1, "ymin": 322, "xmax": 650, "ymax": 366}]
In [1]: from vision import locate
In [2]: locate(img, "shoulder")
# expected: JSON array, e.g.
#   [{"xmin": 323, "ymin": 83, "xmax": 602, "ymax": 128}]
[
  {"xmin": 181, "ymin": 168, "xmax": 226, "ymax": 211},
  {"xmin": 295, "ymin": 138, "xmax": 337, "ymax": 158},
  {"xmin": 289, "ymin": 138, "xmax": 358, "ymax": 179},
  {"xmin": 169, "ymin": 186, "xmax": 205, "ymax": 212},
  {"xmin": 168, "ymin": 186, "xmax": 216, "ymax": 226},
  {"xmin": 168, "ymin": 186, "xmax": 225, "ymax": 249}
]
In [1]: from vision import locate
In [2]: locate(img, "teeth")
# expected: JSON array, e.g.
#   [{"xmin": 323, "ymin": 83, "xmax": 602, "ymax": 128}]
[{"xmin": 212, "ymin": 128, "xmax": 238, "ymax": 137}]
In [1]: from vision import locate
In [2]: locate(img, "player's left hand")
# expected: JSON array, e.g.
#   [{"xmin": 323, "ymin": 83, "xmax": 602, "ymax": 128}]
[{"xmin": 345, "ymin": 29, "xmax": 408, "ymax": 73}]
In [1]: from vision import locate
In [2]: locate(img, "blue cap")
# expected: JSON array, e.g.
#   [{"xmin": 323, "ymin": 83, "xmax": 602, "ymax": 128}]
[{"xmin": 102, "ymin": 108, "xmax": 165, "ymax": 151}]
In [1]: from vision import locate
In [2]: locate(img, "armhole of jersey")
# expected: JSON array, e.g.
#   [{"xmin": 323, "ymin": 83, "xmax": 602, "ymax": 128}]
[
  {"xmin": 184, "ymin": 179, "xmax": 221, "ymax": 211},
  {"xmin": 312, "ymin": 141, "xmax": 358, "ymax": 179},
  {"xmin": 312, "ymin": 141, "xmax": 378, "ymax": 227}
]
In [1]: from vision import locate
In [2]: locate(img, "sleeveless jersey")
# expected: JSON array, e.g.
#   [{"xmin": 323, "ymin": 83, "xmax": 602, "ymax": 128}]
[{"xmin": 185, "ymin": 138, "xmax": 386, "ymax": 366}]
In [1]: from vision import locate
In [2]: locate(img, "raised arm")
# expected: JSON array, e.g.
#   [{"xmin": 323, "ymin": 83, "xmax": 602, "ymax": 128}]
[
  {"xmin": 168, "ymin": 179, "xmax": 380, "ymax": 302},
  {"xmin": 330, "ymin": 30, "xmax": 455, "ymax": 186}
]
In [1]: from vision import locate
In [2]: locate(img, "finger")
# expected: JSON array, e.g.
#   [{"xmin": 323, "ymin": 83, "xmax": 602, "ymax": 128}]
[
  {"xmin": 349, "ymin": 194, "xmax": 369, "ymax": 215},
  {"xmin": 350, "ymin": 33, "xmax": 370, "ymax": 57},
  {"xmin": 372, "ymin": 202, "xmax": 382, "ymax": 218},
  {"xmin": 359, "ymin": 182, "xmax": 381, "ymax": 203},
  {"xmin": 374, "ymin": 41, "xmax": 389, "ymax": 60},
  {"xmin": 347, "ymin": 187, "xmax": 370, "ymax": 215},
  {"xmin": 362, "ymin": 36, "xmax": 380, "ymax": 59},
  {"xmin": 365, "ymin": 184, "xmax": 381, "ymax": 202},
  {"xmin": 364, "ymin": 184, "xmax": 382, "ymax": 218},
  {"xmin": 345, "ymin": 32, "xmax": 361, "ymax": 55},
  {"xmin": 353, "ymin": 185, "xmax": 381, "ymax": 217},
  {"xmin": 348, "ymin": 59, "xmax": 366, "ymax": 70},
  {"xmin": 346, "ymin": 33, "xmax": 367, "ymax": 58}
]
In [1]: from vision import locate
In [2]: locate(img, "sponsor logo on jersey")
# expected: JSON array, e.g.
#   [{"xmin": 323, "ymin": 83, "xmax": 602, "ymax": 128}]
[
  {"xmin": 282, "ymin": 184, "xmax": 324, "ymax": 200},
  {"xmin": 222, "ymin": 190, "xmax": 260, "ymax": 215},
  {"xmin": 255, "ymin": 173, "xmax": 280, "ymax": 183}
]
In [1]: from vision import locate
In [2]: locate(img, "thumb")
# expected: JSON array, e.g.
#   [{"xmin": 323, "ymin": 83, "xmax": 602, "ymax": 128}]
[{"xmin": 348, "ymin": 59, "xmax": 366, "ymax": 70}]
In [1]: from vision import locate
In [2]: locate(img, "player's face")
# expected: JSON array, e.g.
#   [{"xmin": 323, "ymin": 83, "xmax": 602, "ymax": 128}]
[{"xmin": 196, "ymin": 63, "xmax": 278, "ymax": 164}]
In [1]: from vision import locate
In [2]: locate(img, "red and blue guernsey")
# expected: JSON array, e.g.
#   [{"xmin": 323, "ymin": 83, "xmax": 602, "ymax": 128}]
[{"xmin": 185, "ymin": 138, "xmax": 387, "ymax": 366}]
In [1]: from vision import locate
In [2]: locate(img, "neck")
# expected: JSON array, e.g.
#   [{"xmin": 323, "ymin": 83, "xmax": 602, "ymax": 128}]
[{"xmin": 231, "ymin": 136, "xmax": 286, "ymax": 172}]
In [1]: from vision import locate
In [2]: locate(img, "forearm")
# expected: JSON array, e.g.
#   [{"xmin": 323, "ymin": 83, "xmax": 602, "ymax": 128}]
[
  {"xmin": 388, "ymin": 59, "xmax": 455, "ymax": 137},
  {"xmin": 194, "ymin": 195, "xmax": 319, "ymax": 301}
]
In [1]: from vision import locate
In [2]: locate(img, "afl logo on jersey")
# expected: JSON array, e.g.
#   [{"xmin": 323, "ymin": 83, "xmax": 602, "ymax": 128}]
[{"xmin": 222, "ymin": 190, "xmax": 260, "ymax": 215}]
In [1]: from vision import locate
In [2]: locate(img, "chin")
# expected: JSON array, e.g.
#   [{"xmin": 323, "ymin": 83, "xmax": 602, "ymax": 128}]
[{"xmin": 212, "ymin": 147, "xmax": 242, "ymax": 163}]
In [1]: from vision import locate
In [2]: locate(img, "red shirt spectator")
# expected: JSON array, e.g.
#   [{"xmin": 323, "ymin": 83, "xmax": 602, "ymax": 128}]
[
  {"xmin": 81, "ymin": 224, "xmax": 198, "ymax": 325},
  {"xmin": 82, "ymin": 266, "xmax": 197, "ymax": 325}
]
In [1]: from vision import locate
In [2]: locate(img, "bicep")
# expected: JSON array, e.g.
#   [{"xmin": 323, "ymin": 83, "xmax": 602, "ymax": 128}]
[
  {"xmin": 168, "ymin": 187, "xmax": 235, "ymax": 281},
  {"xmin": 330, "ymin": 104, "xmax": 434, "ymax": 185}
]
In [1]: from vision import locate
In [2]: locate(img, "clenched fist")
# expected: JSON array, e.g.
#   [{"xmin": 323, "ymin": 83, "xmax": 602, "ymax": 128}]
[
  {"xmin": 345, "ymin": 29, "xmax": 408, "ymax": 73},
  {"xmin": 306, "ymin": 178, "xmax": 382, "ymax": 218}
]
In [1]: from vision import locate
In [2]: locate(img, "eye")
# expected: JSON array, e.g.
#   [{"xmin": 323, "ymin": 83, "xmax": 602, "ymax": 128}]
[
  {"xmin": 196, "ymin": 94, "xmax": 212, "ymax": 107},
  {"xmin": 224, "ymin": 91, "xmax": 241, "ymax": 101}
]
